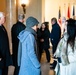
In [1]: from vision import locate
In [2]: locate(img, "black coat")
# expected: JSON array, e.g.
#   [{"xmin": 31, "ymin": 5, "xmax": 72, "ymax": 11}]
[
  {"xmin": 11, "ymin": 21, "xmax": 26, "ymax": 66},
  {"xmin": 39, "ymin": 28, "xmax": 50, "ymax": 49},
  {"xmin": 0, "ymin": 25, "xmax": 12, "ymax": 68},
  {"xmin": 50, "ymin": 23, "xmax": 61, "ymax": 45}
]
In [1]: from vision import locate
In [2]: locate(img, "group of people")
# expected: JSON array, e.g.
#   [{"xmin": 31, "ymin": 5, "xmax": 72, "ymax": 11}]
[
  {"xmin": 0, "ymin": 11, "xmax": 76, "ymax": 75},
  {"xmin": 11, "ymin": 13, "xmax": 61, "ymax": 75},
  {"xmin": 37, "ymin": 18, "xmax": 61, "ymax": 64},
  {"xmin": 0, "ymin": 12, "xmax": 41, "ymax": 75}
]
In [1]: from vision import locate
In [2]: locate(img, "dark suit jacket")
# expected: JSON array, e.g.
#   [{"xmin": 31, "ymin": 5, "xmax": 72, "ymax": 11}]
[
  {"xmin": 50, "ymin": 23, "xmax": 61, "ymax": 45},
  {"xmin": 0, "ymin": 25, "xmax": 12, "ymax": 68},
  {"xmin": 11, "ymin": 21, "xmax": 26, "ymax": 66}
]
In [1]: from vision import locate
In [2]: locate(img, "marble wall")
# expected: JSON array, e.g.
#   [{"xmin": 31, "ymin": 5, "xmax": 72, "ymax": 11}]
[
  {"xmin": 0, "ymin": 0, "xmax": 6, "ymax": 13},
  {"xmin": 6, "ymin": 0, "xmax": 17, "ymax": 53}
]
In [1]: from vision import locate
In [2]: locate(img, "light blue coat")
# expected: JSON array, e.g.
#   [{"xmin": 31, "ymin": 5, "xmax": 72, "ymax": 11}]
[{"xmin": 18, "ymin": 29, "xmax": 41, "ymax": 75}]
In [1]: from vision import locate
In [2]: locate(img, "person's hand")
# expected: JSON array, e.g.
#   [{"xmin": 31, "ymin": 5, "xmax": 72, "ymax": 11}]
[{"xmin": 40, "ymin": 39, "xmax": 44, "ymax": 42}]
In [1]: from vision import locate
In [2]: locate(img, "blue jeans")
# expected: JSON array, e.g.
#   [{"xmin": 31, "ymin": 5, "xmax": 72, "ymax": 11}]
[{"xmin": 0, "ymin": 69, "xmax": 2, "ymax": 75}]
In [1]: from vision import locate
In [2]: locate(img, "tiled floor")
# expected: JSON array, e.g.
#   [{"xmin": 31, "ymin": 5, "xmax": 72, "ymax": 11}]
[{"xmin": 8, "ymin": 50, "xmax": 55, "ymax": 75}]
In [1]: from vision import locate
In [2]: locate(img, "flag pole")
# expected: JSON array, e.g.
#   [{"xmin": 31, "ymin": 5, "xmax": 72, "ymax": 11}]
[{"xmin": 73, "ymin": 3, "xmax": 75, "ymax": 19}]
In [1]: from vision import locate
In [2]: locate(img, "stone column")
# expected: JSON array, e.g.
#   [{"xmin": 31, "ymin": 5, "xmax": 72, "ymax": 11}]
[{"xmin": 6, "ymin": 0, "xmax": 17, "ymax": 54}]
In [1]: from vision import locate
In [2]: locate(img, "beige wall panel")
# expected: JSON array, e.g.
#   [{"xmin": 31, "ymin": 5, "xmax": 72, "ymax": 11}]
[
  {"xmin": 18, "ymin": 0, "xmax": 42, "ymax": 26},
  {"xmin": 45, "ymin": 0, "xmax": 76, "ymax": 31},
  {"xmin": 0, "ymin": 0, "xmax": 6, "ymax": 13}
]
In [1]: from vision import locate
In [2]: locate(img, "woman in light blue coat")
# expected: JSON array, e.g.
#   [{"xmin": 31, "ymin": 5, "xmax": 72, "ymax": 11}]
[{"xmin": 18, "ymin": 17, "xmax": 41, "ymax": 75}]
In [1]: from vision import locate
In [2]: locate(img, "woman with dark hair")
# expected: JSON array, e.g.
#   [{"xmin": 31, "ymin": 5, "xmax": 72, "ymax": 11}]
[
  {"xmin": 54, "ymin": 18, "xmax": 76, "ymax": 75},
  {"xmin": 39, "ymin": 22, "xmax": 50, "ymax": 62}
]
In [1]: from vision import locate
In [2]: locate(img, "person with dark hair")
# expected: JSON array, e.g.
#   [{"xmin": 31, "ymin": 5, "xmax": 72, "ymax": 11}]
[
  {"xmin": 11, "ymin": 14, "xmax": 26, "ymax": 75},
  {"xmin": 18, "ymin": 16, "xmax": 41, "ymax": 75},
  {"xmin": 39, "ymin": 22, "xmax": 50, "ymax": 63},
  {"xmin": 54, "ymin": 18, "xmax": 76, "ymax": 75},
  {"xmin": 0, "ymin": 12, "xmax": 12, "ymax": 75}
]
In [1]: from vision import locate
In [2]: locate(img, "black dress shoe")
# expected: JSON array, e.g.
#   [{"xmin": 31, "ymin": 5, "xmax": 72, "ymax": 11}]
[
  {"xmin": 50, "ymin": 60, "xmax": 57, "ymax": 69},
  {"xmin": 50, "ymin": 64, "xmax": 54, "ymax": 69}
]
